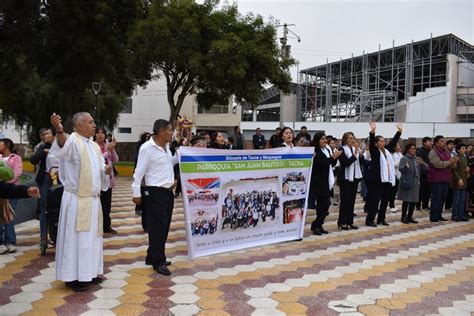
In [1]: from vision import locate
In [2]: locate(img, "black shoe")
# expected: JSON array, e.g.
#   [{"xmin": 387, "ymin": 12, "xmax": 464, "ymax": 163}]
[
  {"xmin": 89, "ymin": 277, "xmax": 104, "ymax": 284},
  {"xmin": 366, "ymin": 222, "xmax": 377, "ymax": 227},
  {"xmin": 430, "ymin": 219, "xmax": 439, "ymax": 222},
  {"xmin": 66, "ymin": 281, "xmax": 89, "ymax": 292},
  {"xmin": 154, "ymin": 265, "xmax": 171, "ymax": 276},
  {"xmin": 338, "ymin": 224, "xmax": 350, "ymax": 231},
  {"xmin": 312, "ymin": 227, "xmax": 322, "ymax": 236},
  {"xmin": 348, "ymin": 224, "xmax": 358, "ymax": 230},
  {"xmin": 439, "ymin": 217, "xmax": 448, "ymax": 222},
  {"xmin": 320, "ymin": 227, "xmax": 329, "ymax": 234},
  {"xmin": 146, "ymin": 259, "xmax": 171, "ymax": 266},
  {"xmin": 401, "ymin": 218, "xmax": 409, "ymax": 224},
  {"xmin": 407, "ymin": 218, "xmax": 418, "ymax": 224},
  {"xmin": 377, "ymin": 221, "xmax": 389, "ymax": 226},
  {"xmin": 461, "ymin": 217, "xmax": 469, "ymax": 222},
  {"xmin": 104, "ymin": 228, "xmax": 117, "ymax": 234}
]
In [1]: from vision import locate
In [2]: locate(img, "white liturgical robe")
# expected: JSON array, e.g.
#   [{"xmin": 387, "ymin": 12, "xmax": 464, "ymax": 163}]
[{"xmin": 50, "ymin": 133, "xmax": 109, "ymax": 282}]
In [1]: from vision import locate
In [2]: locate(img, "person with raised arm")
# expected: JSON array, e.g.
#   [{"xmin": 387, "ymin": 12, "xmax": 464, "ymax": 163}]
[
  {"xmin": 49, "ymin": 112, "xmax": 112, "ymax": 292},
  {"xmin": 364, "ymin": 122, "xmax": 402, "ymax": 227}
]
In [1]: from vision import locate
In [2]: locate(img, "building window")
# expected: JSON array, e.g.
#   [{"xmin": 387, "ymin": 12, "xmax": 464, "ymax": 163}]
[
  {"xmin": 121, "ymin": 97, "xmax": 132, "ymax": 114},
  {"xmin": 197, "ymin": 103, "xmax": 229, "ymax": 114},
  {"xmin": 118, "ymin": 127, "xmax": 132, "ymax": 134}
]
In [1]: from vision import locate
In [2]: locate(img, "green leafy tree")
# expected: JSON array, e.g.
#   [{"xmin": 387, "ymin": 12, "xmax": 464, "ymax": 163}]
[
  {"xmin": 129, "ymin": 0, "xmax": 293, "ymax": 123},
  {"xmin": 0, "ymin": 0, "xmax": 143, "ymax": 144}
]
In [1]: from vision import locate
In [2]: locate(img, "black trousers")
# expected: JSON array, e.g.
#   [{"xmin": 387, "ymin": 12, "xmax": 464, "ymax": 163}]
[
  {"xmin": 401, "ymin": 201, "xmax": 416, "ymax": 220},
  {"xmin": 389, "ymin": 179, "xmax": 399, "ymax": 208},
  {"xmin": 338, "ymin": 180, "xmax": 359, "ymax": 226},
  {"xmin": 311, "ymin": 195, "xmax": 330, "ymax": 230},
  {"xmin": 445, "ymin": 187, "xmax": 453, "ymax": 209},
  {"xmin": 366, "ymin": 182, "xmax": 392, "ymax": 224},
  {"xmin": 140, "ymin": 187, "xmax": 148, "ymax": 231},
  {"xmin": 417, "ymin": 177, "xmax": 431, "ymax": 209},
  {"xmin": 143, "ymin": 187, "xmax": 174, "ymax": 266},
  {"xmin": 100, "ymin": 188, "xmax": 113, "ymax": 230}
]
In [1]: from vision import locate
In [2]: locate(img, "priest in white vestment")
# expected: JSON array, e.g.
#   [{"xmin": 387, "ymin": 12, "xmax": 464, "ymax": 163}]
[{"xmin": 50, "ymin": 112, "xmax": 111, "ymax": 292}]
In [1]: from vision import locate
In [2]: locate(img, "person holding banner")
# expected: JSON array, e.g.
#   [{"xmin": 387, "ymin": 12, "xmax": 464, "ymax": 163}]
[
  {"xmin": 280, "ymin": 127, "xmax": 295, "ymax": 148},
  {"xmin": 210, "ymin": 131, "xmax": 231, "ymax": 149},
  {"xmin": 310, "ymin": 132, "xmax": 342, "ymax": 235},
  {"xmin": 132, "ymin": 119, "xmax": 178, "ymax": 276}
]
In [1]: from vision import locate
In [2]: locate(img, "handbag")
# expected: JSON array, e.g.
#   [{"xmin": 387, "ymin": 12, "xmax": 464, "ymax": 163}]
[
  {"xmin": 0, "ymin": 198, "xmax": 15, "ymax": 224},
  {"xmin": 399, "ymin": 174, "xmax": 415, "ymax": 189}
]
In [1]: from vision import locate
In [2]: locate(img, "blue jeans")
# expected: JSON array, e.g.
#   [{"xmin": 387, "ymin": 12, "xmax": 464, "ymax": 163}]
[
  {"xmin": 39, "ymin": 180, "xmax": 49, "ymax": 239},
  {"xmin": 0, "ymin": 199, "xmax": 17, "ymax": 245},
  {"xmin": 430, "ymin": 182, "xmax": 449, "ymax": 221},
  {"xmin": 452, "ymin": 188, "xmax": 466, "ymax": 220}
]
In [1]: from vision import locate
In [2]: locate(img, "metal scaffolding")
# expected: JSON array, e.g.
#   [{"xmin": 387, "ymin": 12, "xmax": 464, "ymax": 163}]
[{"xmin": 298, "ymin": 34, "xmax": 474, "ymax": 122}]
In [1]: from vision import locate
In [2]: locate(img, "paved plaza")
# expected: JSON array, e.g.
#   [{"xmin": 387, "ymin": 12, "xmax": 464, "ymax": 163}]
[{"xmin": 0, "ymin": 177, "xmax": 473, "ymax": 315}]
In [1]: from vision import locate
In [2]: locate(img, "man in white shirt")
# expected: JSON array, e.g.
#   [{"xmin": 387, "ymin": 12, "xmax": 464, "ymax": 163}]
[
  {"xmin": 132, "ymin": 119, "xmax": 178, "ymax": 276},
  {"xmin": 49, "ymin": 112, "xmax": 111, "ymax": 292}
]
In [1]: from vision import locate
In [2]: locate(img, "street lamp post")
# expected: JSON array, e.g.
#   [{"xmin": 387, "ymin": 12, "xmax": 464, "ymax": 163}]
[{"xmin": 92, "ymin": 82, "xmax": 102, "ymax": 118}]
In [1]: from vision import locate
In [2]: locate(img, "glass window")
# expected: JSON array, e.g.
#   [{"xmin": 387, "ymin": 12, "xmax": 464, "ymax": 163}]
[{"xmin": 118, "ymin": 127, "xmax": 132, "ymax": 134}]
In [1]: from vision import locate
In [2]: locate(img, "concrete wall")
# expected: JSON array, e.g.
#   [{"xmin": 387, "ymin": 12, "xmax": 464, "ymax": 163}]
[
  {"xmin": 405, "ymin": 86, "xmax": 449, "ymax": 122},
  {"xmin": 458, "ymin": 59, "xmax": 474, "ymax": 87}
]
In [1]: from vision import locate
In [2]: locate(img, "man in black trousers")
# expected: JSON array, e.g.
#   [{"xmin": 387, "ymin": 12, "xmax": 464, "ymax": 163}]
[
  {"xmin": 30, "ymin": 128, "xmax": 55, "ymax": 245},
  {"xmin": 132, "ymin": 119, "xmax": 178, "ymax": 276}
]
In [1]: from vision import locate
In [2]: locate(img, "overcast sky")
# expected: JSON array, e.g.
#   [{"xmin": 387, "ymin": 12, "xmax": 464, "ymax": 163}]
[{"xmin": 234, "ymin": 0, "xmax": 473, "ymax": 81}]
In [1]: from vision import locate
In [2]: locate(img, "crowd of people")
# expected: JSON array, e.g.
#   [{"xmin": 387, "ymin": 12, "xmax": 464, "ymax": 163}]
[
  {"xmin": 188, "ymin": 192, "xmax": 219, "ymax": 205},
  {"xmin": 191, "ymin": 217, "xmax": 218, "ymax": 236},
  {"xmin": 1, "ymin": 112, "xmax": 473, "ymax": 287},
  {"xmin": 221, "ymin": 189, "xmax": 279, "ymax": 230},
  {"xmin": 250, "ymin": 123, "xmax": 474, "ymax": 236}
]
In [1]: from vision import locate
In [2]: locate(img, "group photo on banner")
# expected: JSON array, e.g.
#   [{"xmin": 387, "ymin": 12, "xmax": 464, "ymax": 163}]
[{"xmin": 179, "ymin": 147, "xmax": 314, "ymax": 259}]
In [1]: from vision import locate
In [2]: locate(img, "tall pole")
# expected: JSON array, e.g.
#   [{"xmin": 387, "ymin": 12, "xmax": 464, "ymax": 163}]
[
  {"xmin": 279, "ymin": 24, "xmax": 287, "ymax": 128},
  {"xmin": 278, "ymin": 23, "xmax": 300, "ymax": 127}
]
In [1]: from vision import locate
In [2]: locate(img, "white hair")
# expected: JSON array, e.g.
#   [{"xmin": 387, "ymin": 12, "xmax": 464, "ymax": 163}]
[{"xmin": 72, "ymin": 112, "xmax": 91, "ymax": 128}]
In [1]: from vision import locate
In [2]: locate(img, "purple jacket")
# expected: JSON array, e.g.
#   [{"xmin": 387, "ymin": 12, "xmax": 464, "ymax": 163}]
[{"xmin": 428, "ymin": 147, "xmax": 452, "ymax": 183}]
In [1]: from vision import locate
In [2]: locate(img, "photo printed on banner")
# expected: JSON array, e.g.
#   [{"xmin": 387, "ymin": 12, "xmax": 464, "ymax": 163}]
[
  {"xmin": 282, "ymin": 172, "xmax": 307, "ymax": 197},
  {"xmin": 283, "ymin": 198, "xmax": 306, "ymax": 224},
  {"xmin": 220, "ymin": 177, "xmax": 280, "ymax": 232},
  {"xmin": 190, "ymin": 208, "xmax": 219, "ymax": 237}
]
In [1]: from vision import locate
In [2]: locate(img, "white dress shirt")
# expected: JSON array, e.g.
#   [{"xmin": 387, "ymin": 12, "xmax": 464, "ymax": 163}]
[{"xmin": 132, "ymin": 138, "xmax": 178, "ymax": 197}]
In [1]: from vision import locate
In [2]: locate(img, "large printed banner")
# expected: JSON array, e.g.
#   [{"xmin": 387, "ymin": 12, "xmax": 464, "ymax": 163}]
[{"xmin": 179, "ymin": 147, "xmax": 314, "ymax": 259}]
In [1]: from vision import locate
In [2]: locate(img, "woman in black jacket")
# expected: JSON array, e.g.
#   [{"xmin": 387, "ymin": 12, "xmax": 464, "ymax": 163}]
[
  {"xmin": 309, "ymin": 132, "xmax": 342, "ymax": 235},
  {"xmin": 338, "ymin": 132, "xmax": 364, "ymax": 230},
  {"xmin": 365, "ymin": 122, "xmax": 403, "ymax": 227},
  {"xmin": 210, "ymin": 131, "xmax": 231, "ymax": 149}
]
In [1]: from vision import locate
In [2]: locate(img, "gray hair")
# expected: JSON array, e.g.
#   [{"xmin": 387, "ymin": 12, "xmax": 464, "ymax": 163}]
[{"xmin": 72, "ymin": 112, "xmax": 91, "ymax": 128}]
